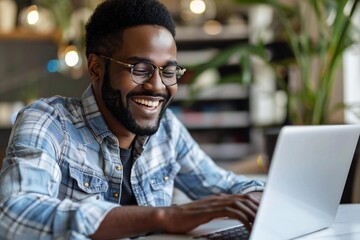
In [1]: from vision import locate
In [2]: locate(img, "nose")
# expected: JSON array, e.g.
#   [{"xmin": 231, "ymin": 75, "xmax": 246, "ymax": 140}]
[{"xmin": 142, "ymin": 68, "xmax": 166, "ymax": 92}]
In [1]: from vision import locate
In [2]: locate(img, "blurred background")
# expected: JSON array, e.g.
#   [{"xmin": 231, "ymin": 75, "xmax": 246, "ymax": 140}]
[{"xmin": 0, "ymin": 0, "xmax": 360, "ymax": 201}]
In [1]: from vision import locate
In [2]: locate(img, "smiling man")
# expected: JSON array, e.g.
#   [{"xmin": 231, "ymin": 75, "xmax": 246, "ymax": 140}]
[
  {"xmin": 94, "ymin": 25, "xmax": 179, "ymax": 144},
  {"xmin": 0, "ymin": 0, "xmax": 264, "ymax": 239}
]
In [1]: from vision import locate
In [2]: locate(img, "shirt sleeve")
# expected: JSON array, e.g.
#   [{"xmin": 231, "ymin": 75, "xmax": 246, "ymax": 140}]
[
  {"xmin": 165, "ymin": 110, "xmax": 265, "ymax": 200},
  {"xmin": 0, "ymin": 100, "xmax": 117, "ymax": 239}
]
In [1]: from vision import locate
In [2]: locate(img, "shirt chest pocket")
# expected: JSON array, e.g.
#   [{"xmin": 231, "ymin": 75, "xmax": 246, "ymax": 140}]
[
  {"xmin": 69, "ymin": 165, "xmax": 109, "ymax": 201},
  {"xmin": 147, "ymin": 162, "xmax": 180, "ymax": 206},
  {"xmin": 150, "ymin": 165, "xmax": 177, "ymax": 190},
  {"xmin": 149, "ymin": 164, "xmax": 179, "ymax": 190}
]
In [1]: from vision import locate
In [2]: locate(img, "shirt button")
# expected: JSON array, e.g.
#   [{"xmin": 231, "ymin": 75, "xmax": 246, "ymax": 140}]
[
  {"xmin": 113, "ymin": 192, "xmax": 119, "ymax": 198},
  {"xmin": 84, "ymin": 182, "xmax": 89, "ymax": 188},
  {"xmin": 96, "ymin": 195, "xmax": 100, "ymax": 200},
  {"xmin": 164, "ymin": 176, "xmax": 169, "ymax": 181},
  {"xmin": 115, "ymin": 165, "xmax": 122, "ymax": 171}
]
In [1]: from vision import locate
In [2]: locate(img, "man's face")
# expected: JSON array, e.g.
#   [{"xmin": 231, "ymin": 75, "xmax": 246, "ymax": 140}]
[{"xmin": 99, "ymin": 25, "xmax": 178, "ymax": 136}]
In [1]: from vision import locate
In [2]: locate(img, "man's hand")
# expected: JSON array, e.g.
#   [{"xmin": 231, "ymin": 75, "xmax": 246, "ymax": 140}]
[
  {"xmin": 158, "ymin": 192, "xmax": 263, "ymax": 234},
  {"xmin": 91, "ymin": 192, "xmax": 262, "ymax": 239}
]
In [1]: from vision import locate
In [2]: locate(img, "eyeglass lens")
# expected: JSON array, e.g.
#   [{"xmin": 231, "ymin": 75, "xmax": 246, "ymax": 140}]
[{"xmin": 131, "ymin": 62, "xmax": 182, "ymax": 86}]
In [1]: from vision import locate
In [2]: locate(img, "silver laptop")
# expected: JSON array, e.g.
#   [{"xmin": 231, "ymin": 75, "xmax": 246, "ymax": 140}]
[{"xmin": 185, "ymin": 124, "xmax": 360, "ymax": 240}]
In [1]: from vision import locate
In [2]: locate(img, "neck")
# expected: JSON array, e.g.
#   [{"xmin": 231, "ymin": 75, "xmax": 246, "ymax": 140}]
[
  {"xmin": 117, "ymin": 131, "xmax": 136, "ymax": 149},
  {"xmin": 107, "ymin": 117, "xmax": 136, "ymax": 149},
  {"xmin": 94, "ymin": 93, "xmax": 136, "ymax": 149}
]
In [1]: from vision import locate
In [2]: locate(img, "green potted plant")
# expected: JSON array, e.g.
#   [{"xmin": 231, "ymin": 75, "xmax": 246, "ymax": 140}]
[{"xmin": 188, "ymin": 0, "xmax": 359, "ymax": 125}]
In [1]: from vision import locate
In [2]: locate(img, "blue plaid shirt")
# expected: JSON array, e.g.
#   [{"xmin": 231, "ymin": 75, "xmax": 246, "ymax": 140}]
[{"xmin": 0, "ymin": 85, "xmax": 264, "ymax": 239}]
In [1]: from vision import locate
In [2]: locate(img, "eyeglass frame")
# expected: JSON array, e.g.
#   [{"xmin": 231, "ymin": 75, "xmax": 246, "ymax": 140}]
[{"xmin": 100, "ymin": 55, "xmax": 186, "ymax": 86}]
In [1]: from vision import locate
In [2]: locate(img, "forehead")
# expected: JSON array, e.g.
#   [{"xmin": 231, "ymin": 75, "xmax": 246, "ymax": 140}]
[{"xmin": 114, "ymin": 25, "xmax": 177, "ymax": 63}]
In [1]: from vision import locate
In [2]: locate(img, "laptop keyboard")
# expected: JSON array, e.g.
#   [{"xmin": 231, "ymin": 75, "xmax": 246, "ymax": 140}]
[{"xmin": 195, "ymin": 225, "xmax": 250, "ymax": 240}]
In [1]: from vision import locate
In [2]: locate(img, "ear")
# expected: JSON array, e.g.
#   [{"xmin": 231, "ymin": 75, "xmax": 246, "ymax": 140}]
[{"xmin": 88, "ymin": 53, "xmax": 104, "ymax": 83}]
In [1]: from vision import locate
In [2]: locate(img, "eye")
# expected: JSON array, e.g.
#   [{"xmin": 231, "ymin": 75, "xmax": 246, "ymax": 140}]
[
  {"xmin": 132, "ymin": 63, "xmax": 153, "ymax": 76},
  {"xmin": 162, "ymin": 65, "xmax": 177, "ymax": 78}
]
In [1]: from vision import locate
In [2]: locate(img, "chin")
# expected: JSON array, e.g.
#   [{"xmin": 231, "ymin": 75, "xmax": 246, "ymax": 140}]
[{"xmin": 125, "ymin": 120, "xmax": 160, "ymax": 136}]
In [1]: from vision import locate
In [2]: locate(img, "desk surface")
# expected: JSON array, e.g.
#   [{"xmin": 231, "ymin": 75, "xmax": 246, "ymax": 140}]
[
  {"xmin": 140, "ymin": 204, "xmax": 360, "ymax": 240},
  {"xmin": 298, "ymin": 204, "xmax": 360, "ymax": 239}
]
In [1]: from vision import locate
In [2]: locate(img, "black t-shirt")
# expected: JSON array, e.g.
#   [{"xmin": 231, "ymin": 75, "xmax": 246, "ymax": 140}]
[{"xmin": 120, "ymin": 148, "xmax": 137, "ymax": 205}]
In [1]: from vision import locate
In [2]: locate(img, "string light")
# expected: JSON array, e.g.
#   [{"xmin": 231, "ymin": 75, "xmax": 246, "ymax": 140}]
[
  {"xmin": 180, "ymin": 0, "xmax": 216, "ymax": 24},
  {"xmin": 56, "ymin": 43, "xmax": 82, "ymax": 74},
  {"xmin": 203, "ymin": 20, "xmax": 223, "ymax": 35},
  {"xmin": 190, "ymin": 0, "xmax": 206, "ymax": 14},
  {"xmin": 64, "ymin": 45, "xmax": 80, "ymax": 68},
  {"xmin": 26, "ymin": 5, "xmax": 39, "ymax": 25},
  {"xmin": 19, "ymin": 3, "xmax": 55, "ymax": 33}
]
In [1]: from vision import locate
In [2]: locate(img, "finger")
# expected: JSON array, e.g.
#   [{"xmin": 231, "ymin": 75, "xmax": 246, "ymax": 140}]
[
  {"xmin": 227, "ymin": 195, "xmax": 260, "ymax": 213},
  {"xmin": 248, "ymin": 192, "xmax": 262, "ymax": 203},
  {"xmin": 211, "ymin": 200, "xmax": 256, "ymax": 228},
  {"xmin": 233, "ymin": 201, "xmax": 257, "ymax": 223},
  {"xmin": 242, "ymin": 199, "xmax": 260, "ymax": 214},
  {"xmin": 208, "ymin": 195, "xmax": 259, "ymax": 219},
  {"xmin": 172, "ymin": 195, "xmax": 259, "ymax": 232},
  {"xmin": 224, "ymin": 206, "xmax": 253, "ymax": 232},
  {"xmin": 232, "ymin": 193, "xmax": 261, "ymax": 205}
]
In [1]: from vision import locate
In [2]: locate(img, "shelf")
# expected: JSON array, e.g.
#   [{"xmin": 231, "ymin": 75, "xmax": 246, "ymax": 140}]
[
  {"xmin": 174, "ymin": 111, "xmax": 250, "ymax": 129},
  {"xmin": 0, "ymin": 28, "xmax": 61, "ymax": 43},
  {"xmin": 174, "ymin": 83, "xmax": 248, "ymax": 101},
  {"xmin": 200, "ymin": 143, "xmax": 253, "ymax": 161},
  {"xmin": 175, "ymin": 25, "xmax": 248, "ymax": 51}
]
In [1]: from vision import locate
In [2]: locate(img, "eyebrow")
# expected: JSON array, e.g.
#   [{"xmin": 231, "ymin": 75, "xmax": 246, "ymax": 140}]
[{"xmin": 126, "ymin": 56, "xmax": 179, "ymax": 66}]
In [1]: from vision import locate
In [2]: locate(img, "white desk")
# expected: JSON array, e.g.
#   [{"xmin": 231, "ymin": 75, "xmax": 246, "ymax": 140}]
[
  {"xmin": 297, "ymin": 204, "xmax": 360, "ymax": 239},
  {"xmin": 141, "ymin": 204, "xmax": 360, "ymax": 239}
]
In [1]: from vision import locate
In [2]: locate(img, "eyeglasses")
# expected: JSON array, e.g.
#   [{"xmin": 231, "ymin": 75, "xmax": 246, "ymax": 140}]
[{"xmin": 100, "ymin": 55, "xmax": 186, "ymax": 86}]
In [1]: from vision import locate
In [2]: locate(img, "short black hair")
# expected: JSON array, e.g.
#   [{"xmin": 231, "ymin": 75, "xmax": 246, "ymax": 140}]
[{"xmin": 85, "ymin": 0, "xmax": 176, "ymax": 58}]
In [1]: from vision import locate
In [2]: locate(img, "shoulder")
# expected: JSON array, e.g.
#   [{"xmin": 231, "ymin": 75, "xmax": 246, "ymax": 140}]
[
  {"xmin": 18, "ymin": 96, "xmax": 83, "ymax": 124},
  {"xmin": 9, "ymin": 97, "xmax": 79, "ymax": 156},
  {"xmin": 13, "ymin": 96, "xmax": 84, "ymax": 142},
  {"xmin": 21, "ymin": 96, "xmax": 79, "ymax": 112}
]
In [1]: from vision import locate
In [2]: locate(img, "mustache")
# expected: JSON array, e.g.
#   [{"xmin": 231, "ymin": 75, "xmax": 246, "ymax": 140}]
[
  {"xmin": 103, "ymin": 86, "xmax": 169, "ymax": 101},
  {"xmin": 127, "ymin": 90, "xmax": 170, "ymax": 101}
]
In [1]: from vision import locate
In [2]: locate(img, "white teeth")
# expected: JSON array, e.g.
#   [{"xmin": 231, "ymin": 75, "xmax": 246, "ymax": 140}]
[{"xmin": 134, "ymin": 98, "xmax": 160, "ymax": 107}]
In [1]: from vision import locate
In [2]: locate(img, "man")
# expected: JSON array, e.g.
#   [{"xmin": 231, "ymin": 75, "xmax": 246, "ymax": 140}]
[{"xmin": 0, "ymin": 0, "xmax": 264, "ymax": 239}]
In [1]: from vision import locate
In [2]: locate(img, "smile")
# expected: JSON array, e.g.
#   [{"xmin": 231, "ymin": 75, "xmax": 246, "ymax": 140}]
[{"xmin": 133, "ymin": 98, "xmax": 161, "ymax": 108}]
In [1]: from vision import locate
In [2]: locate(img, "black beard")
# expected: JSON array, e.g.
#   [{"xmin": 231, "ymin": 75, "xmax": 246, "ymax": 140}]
[{"xmin": 101, "ymin": 67, "xmax": 170, "ymax": 136}]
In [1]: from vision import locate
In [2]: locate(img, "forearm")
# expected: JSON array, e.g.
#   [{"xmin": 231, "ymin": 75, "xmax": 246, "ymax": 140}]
[
  {"xmin": 0, "ymin": 194, "xmax": 117, "ymax": 239},
  {"xmin": 90, "ymin": 206, "xmax": 165, "ymax": 239},
  {"xmin": 175, "ymin": 134, "xmax": 264, "ymax": 198},
  {"xmin": 92, "ymin": 192, "xmax": 264, "ymax": 239},
  {"xmin": 176, "ymin": 161, "xmax": 265, "ymax": 199}
]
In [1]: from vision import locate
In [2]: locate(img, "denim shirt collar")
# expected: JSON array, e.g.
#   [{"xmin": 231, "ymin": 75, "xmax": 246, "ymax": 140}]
[{"xmin": 80, "ymin": 84, "xmax": 148, "ymax": 158}]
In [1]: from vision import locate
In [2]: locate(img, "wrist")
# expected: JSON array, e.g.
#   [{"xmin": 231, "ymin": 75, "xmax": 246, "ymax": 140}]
[{"xmin": 152, "ymin": 207, "xmax": 168, "ymax": 232}]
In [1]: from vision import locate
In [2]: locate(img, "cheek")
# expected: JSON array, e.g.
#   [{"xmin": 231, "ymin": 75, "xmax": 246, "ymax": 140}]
[
  {"xmin": 110, "ymin": 73, "xmax": 137, "ymax": 98},
  {"xmin": 110, "ymin": 71, "xmax": 131, "ymax": 88}
]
